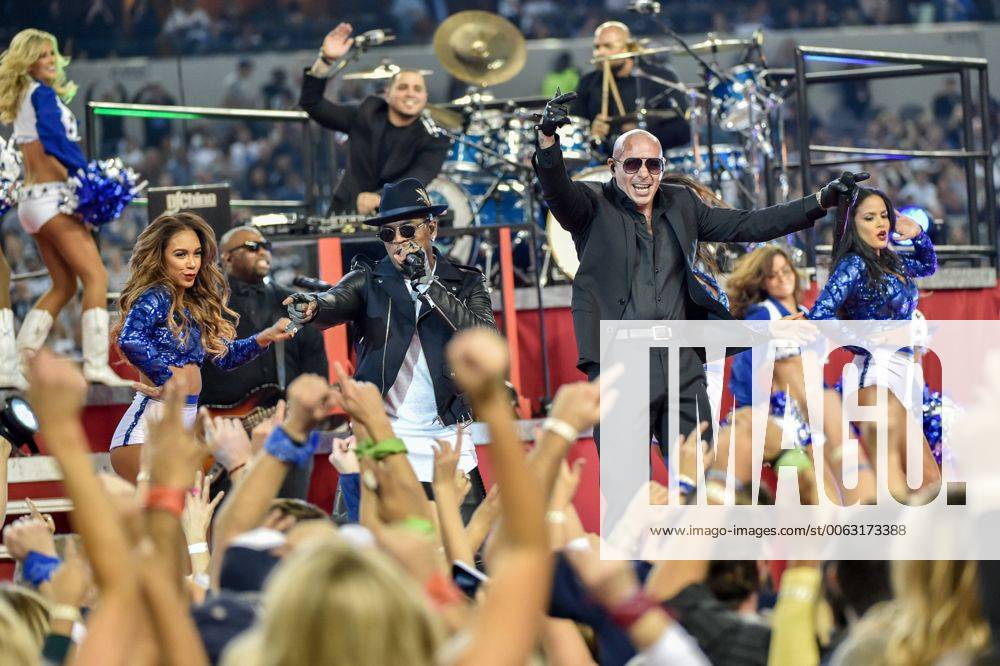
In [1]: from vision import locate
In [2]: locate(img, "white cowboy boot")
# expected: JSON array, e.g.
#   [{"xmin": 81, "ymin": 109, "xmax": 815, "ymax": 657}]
[
  {"xmin": 0, "ymin": 309, "xmax": 27, "ymax": 390},
  {"xmin": 82, "ymin": 307, "xmax": 131, "ymax": 387},
  {"xmin": 16, "ymin": 308, "xmax": 53, "ymax": 378}
]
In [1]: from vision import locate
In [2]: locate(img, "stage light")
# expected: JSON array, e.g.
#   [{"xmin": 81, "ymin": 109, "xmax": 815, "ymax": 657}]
[
  {"xmin": 0, "ymin": 396, "xmax": 39, "ymax": 453},
  {"xmin": 893, "ymin": 206, "xmax": 931, "ymax": 246}
]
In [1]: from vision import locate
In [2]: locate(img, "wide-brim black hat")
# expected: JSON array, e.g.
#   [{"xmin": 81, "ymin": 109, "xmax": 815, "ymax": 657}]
[{"xmin": 363, "ymin": 177, "xmax": 448, "ymax": 226}]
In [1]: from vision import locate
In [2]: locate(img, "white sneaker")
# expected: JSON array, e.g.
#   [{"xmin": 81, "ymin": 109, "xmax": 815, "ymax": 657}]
[{"xmin": 82, "ymin": 308, "xmax": 131, "ymax": 387}]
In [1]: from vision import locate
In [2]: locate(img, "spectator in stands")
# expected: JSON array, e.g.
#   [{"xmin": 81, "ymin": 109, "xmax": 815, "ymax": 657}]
[
  {"xmin": 222, "ymin": 58, "xmax": 259, "ymax": 110},
  {"xmin": 541, "ymin": 51, "xmax": 580, "ymax": 99},
  {"xmin": 161, "ymin": 0, "xmax": 213, "ymax": 53},
  {"xmin": 261, "ymin": 67, "xmax": 294, "ymax": 110},
  {"xmin": 132, "ymin": 83, "xmax": 177, "ymax": 149}
]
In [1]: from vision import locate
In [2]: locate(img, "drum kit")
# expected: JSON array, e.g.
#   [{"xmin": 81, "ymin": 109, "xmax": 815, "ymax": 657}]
[{"xmin": 325, "ymin": 12, "xmax": 794, "ymax": 283}]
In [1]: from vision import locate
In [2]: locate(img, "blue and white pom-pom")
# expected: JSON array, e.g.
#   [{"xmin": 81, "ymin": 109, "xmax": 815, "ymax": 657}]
[
  {"xmin": 0, "ymin": 136, "xmax": 21, "ymax": 217},
  {"xmin": 59, "ymin": 158, "xmax": 146, "ymax": 228},
  {"xmin": 770, "ymin": 390, "xmax": 813, "ymax": 448}
]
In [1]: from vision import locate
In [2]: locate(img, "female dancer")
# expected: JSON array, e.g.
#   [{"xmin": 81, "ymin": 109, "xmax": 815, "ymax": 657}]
[
  {"xmin": 0, "ymin": 29, "xmax": 127, "ymax": 385},
  {"xmin": 808, "ymin": 186, "xmax": 940, "ymax": 494},
  {"xmin": 109, "ymin": 212, "xmax": 293, "ymax": 481}
]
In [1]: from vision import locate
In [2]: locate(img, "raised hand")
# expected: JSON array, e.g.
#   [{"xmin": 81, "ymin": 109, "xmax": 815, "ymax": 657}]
[
  {"xmin": 819, "ymin": 170, "xmax": 870, "ymax": 209},
  {"xmin": 3, "ymin": 516, "xmax": 56, "ymax": 561},
  {"xmin": 284, "ymin": 373, "xmax": 337, "ymax": 440},
  {"xmin": 432, "ymin": 436, "xmax": 462, "ymax": 490},
  {"xmin": 536, "ymin": 87, "xmax": 577, "ymax": 137},
  {"xmin": 42, "ymin": 538, "xmax": 89, "ymax": 608},
  {"xmin": 331, "ymin": 362, "xmax": 390, "ymax": 436},
  {"xmin": 250, "ymin": 400, "xmax": 285, "ymax": 455},
  {"xmin": 201, "ymin": 410, "xmax": 252, "ymax": 473},
  {"xmin": 25, "ymin": 349, "xmax": 88, "ymax": 436},
  {"xmin": 146, "ymin": 376, "xmax": 205, "ymax": 490},
  {"xmin": 321, "ymin": 22, "xmax": 354, "ymax": 61},
  {"xmin": 893, "ymin": 209, "xmax": 924, "ymax": 241},
  {"xmin": 181, "ymin": 470, "xmax": 225, "ymax": 545},
  {"xmin": 329, "ymin": 435, "xmax": 360, "ymax": 474},
  {"xmin": 446, "ymin": 328, "xmax": 509, "ymax": 403}
]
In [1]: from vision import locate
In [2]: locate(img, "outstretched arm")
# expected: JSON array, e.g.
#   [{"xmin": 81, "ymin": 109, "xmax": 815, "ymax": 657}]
[{"xmin": 807, "ymin": 255, "xmax": 865, "ymax": 320}]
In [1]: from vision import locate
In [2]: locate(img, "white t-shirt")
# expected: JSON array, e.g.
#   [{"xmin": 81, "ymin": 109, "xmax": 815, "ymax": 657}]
[{"xmin": 388, "ymin": 269, "xmax": 478, "ymax": 482}]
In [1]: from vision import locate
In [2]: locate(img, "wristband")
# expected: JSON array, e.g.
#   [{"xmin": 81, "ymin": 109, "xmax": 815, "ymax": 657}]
[
  {"xmin": 188, "ymin": 542, "xmax": 209, "ymax": 555},
  {"xmin": 23, "ymin": 551, "xmax": 61, "ymax": 587},
  {"xmin": 676, "ymin": 474, "xmax": 696, "ymax": 495},
  {"xmin": 425, "ymin": 571, "xmax": 464, "ymax": 608},
  {"xmin": 542, "ymin": 417, "xmax": 579, "ymax": 442},
  {"xmin": 546, "ymin": 510, "xmax": 566, "ymax": 525},
  {"xmin": 49, "ymin": 604, "xmax": 82, "ymax": 624},
  {"xmin": 775, "ymin": 447, "xmax": 813, "ymax": 471},
  {"xmin": 228, "ymin": 462, "xmax": 247, "ymax": 476},
  {"xmin": 264, "ymin": 427, "xmax": 321, "ymax": 467},
  {"xmin": 318, "ymin": 50, "xmax": 335, "ymax": 66},
  {"xmin": 144, "ymin": 484, "xmax": 187, "ymax": 519},
  {"xmin": 136, "ymin": 471, "xmax": 151, "ymax": 483},
  {"xmin": 397, "ymin": 516, "xmax": 435, "ymax": 537},
  {"xmin": 357, "ymin": 437, "xmax": 408, "ymax": 461},
  {"xmin": 607, "ymin": 589, "xmax": 660, "ymax": 630}
]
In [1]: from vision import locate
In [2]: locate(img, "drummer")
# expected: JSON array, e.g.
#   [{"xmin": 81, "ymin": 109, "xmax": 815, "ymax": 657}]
[
  {"xmin": 570, "ymin": 21, "xmax": 690, "ymax": 156},
  {"xmin": 300, "ymin": 22, "xmax": 450, "ymax": 216}
]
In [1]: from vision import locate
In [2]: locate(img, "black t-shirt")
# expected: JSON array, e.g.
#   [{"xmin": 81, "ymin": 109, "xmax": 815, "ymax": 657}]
[{"xmin": 378, "ymin": 123, "xmax": 411, "ymax": 178}]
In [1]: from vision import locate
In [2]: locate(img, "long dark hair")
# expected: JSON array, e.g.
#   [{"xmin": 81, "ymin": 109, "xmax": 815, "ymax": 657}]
[{"xmin": 832, "ymin": 186, "xmax": 905, "ymax": 286}]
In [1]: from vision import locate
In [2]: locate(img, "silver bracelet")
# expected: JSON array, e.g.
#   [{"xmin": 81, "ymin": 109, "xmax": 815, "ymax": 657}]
[{"xmin": 542, "ymin": 417, "xmax": 579, "ymax": 442}]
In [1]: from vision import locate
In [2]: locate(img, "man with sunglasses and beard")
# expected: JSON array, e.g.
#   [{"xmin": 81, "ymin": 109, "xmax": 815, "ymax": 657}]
[
  {"xmin": 533, "ymin": 92, "xmax": 866, "ymax": 456},
  {"xmin": 284, "ymin": 178, "xmax": 494, "ymax": 519},
  {"xmin": 200, "ymin": 226, "xmax": 329, "ymax": 499}
]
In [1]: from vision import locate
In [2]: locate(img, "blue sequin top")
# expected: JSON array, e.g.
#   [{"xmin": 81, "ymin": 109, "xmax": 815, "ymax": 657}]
[
  {"xmin": 693, "ymin": 267, "xmax": 729, "ymax": 310},
  {"xmin": 118, "ymin": 286, "xmax": 266, "ymax": 386},
  {"xmin": 808, "ymin": 232, "xmax": 936, "ymax": 321}
]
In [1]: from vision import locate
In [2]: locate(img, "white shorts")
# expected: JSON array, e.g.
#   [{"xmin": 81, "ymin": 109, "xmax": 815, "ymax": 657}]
[
  {"xmin": 110, "ymin": 393, "xmax": 200, "ymax": 450},
  {"xmin": 851, "ymin": 350, "xmax": 925, "ymax": 416},
  {"xmin": 16, "ymin": 182, "xmax": 70, "ymax": 234}
]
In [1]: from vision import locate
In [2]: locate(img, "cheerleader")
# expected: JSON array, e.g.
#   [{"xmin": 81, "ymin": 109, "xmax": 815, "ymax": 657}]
[
  {"xmin": 109, "ymin": 212, "xmax": 294, "ymax": 482},
  {"xmin": 808, "ymin": 186, "xmax": 940, "ymax": 491},
  {"xmin": 0, "ymin": 29, "xmax": 139, "ymax": 386}
]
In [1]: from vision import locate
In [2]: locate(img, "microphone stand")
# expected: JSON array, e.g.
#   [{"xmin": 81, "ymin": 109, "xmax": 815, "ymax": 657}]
[{"xmin": 639, "ymin": 9, "xmax": 737, "ymax": 193}]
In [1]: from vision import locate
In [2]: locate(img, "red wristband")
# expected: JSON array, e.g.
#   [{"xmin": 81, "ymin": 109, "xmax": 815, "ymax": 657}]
[
  {"xmin": 606, "ymin": 589, "xmax": 660, "ymax": 630},
  {"xmin": 424, "ymin": 572, "xmax": 464, "ymax": 609},
  {"xmin": 144, "ymin": 484, "xmax": 186, "ymax": 519}
]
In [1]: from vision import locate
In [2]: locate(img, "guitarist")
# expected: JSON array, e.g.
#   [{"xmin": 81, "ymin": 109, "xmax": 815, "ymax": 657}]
[{"xmin": 200, "ymin": 225, "xmax": 328, "ymax": 499}]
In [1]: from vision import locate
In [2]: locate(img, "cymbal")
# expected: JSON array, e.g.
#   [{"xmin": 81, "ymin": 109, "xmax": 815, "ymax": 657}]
[
  {"xmin": 425, "ymin": 104, "xmax": 464, "ymax": 131},
  {"xmin": 343, "ymin": 63, "xmax": 433, "ymax": 80},
  {"xmin": 680, "ymin": 37, "xmax": 751, "ymax": 56},
  {"xmin": 450, "ymin": 90, "xmax": 496, "ymax": 106},
  {"xmin": 433, "ymin": 11, "xmax": 527, "ymax": 87}
]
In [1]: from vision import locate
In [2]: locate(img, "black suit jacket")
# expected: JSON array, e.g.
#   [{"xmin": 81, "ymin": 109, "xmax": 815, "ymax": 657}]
[
  {"xmin": 533, "ymin": 142, "xmax": 825, "ymax": 369},
  {"xmin": 299, "ymin": 71, "xmax": 450, "ymax": 213},
  {"xmin": 303, "ymin": 250, "xmax": 496, "ymax": 426}
]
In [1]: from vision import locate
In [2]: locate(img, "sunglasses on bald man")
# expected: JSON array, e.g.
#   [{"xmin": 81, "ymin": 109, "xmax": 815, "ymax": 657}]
[
  {"xmin": 612, "ymin": 157, "xmax": 666, "ymax": 175},
  {"xmin": 229, "ymin": 240, "xmax": 272, "ymax": 253}
]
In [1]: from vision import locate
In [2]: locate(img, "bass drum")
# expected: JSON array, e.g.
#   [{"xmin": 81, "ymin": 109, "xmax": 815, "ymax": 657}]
[
  {"xmin": 426, "ymin": 175, "xmax": 478, "ymax": 266},
  {"xmin": 546, "ymin": 166, "xmax": 612, "ymax": 280}
]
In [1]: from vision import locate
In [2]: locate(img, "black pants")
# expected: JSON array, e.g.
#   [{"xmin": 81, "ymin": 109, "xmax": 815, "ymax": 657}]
[{"xmin": 585, "ymin": 348, "xmax": 712, "ymax": 458}]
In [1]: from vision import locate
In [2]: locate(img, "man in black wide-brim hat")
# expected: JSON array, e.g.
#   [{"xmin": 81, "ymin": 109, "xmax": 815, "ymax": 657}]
[{"xmin": 285, "ymin": 177, "xmax": 495, "ymax": 518}]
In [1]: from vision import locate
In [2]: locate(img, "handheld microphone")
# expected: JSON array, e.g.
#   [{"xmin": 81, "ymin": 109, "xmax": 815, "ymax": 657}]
[
  {"xmin": 628, "ymin": 0, "xmax": 661, "ymax": 14},
  {"xmin": 354, "ymin": 29, "xmax": 395, "ymax": 48},
  {"xmin": 292, "ymin": 276, "xmax": 333, "ymax": 291},
  {"xmin": 403, "ymin": 249, "xmax": 425, "ymax": 270},
  {"xmin": 419, "ymin": 110, "xmax": 441, "ymax": 137}
]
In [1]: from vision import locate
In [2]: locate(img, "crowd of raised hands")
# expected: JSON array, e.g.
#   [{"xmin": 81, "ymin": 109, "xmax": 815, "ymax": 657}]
[{"xmin": 0, "ymin": 330, "xmax": 993, "ymax": 665}]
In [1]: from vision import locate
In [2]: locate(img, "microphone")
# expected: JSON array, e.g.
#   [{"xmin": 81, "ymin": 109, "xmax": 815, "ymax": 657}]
[
  {"xmin": 353, "ymin": 29, "xmax": 395, "ymax": 48},
  {"xmin": 628, "ymin": 0, "xmax": 661, "ymax": 14},
  {"xmin": 420, "ymin": 110, "xmax": 441, "ymax": 137},
  {"xmin": 292, "ymin": 275, "xmax": 333, "ymax": 291},
  {"xmin": 403, "ymin": 249, "xmax": 425, "ymax": 271}
]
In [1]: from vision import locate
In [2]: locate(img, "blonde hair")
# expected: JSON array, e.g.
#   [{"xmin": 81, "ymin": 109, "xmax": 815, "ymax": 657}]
[
  {"xmin": 113, "ymin": 212, "xmax": 238, "ymax": 360},
  {"xmin": 223, "ymin": 536, "xmax": 442, "ymax": 666},
  {"xmin": 0, "ymin": 29, "xmax": 76, "ymax": 124},
  {"xmin": 0, "ymin": 584, "xmax": 50, "ymax": 649},
  {"xmin": 725, "ymin": 245, "xmax": 803, "ymax": 319},
  {"xmin": 0, "ymin": 597, "xmax": 39, "ymax": 666},
  {"xmin": 882, "ymin": 560, "xmax": 990, "ymax": 666}
]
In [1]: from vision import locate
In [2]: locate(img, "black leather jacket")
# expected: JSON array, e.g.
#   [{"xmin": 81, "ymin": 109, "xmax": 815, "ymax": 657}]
[{"xmin": 302, "ymin": 250, "xmax": 496, "ymax": 426}]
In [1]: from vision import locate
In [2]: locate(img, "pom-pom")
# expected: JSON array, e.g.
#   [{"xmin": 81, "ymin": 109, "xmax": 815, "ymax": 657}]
[
  {"xmin": 60, "ymin": 158, "xmax": 146, "ymax": 228},
  {"xmin": 0, "ymin": 136, "xmax": 21, "ymax": 217}
]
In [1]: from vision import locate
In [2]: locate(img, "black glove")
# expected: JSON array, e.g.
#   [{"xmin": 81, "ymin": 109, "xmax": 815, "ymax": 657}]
[
  {"xmin": 400, "ymin": 248, "xmax": 427, "ymax": 281},
  {"xmin": 535, "ymin": 88, "xmax": 577, "ymax": 137},
  {"xmin": 819, "ymin": 170, "xmax": 870, "ymax": 209},
  {"xmin": 286, "ymin": 292, "xmax": 319, "ymax": 324}
]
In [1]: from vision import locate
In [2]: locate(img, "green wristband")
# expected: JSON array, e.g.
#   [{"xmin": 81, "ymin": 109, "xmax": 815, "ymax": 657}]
[
  {"xmin": 398, "ymin": 516, "xmax": 435, "ymax": 536},
  {"xmin": 363, "ymin": 437, "xmax": 408, "ymax": 461},
  {"xmin": 354, "ymin": 438, "xmax": 376, "ymax": 458},
  {"xmin": 775, "ymin": 447, "xmax": 813, "ymax": 471}
]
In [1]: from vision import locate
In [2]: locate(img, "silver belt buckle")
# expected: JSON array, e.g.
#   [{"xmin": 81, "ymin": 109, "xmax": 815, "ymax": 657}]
[{"xmin": 651, "ymin": 325, "xmax": 671, "ymax": 340}]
